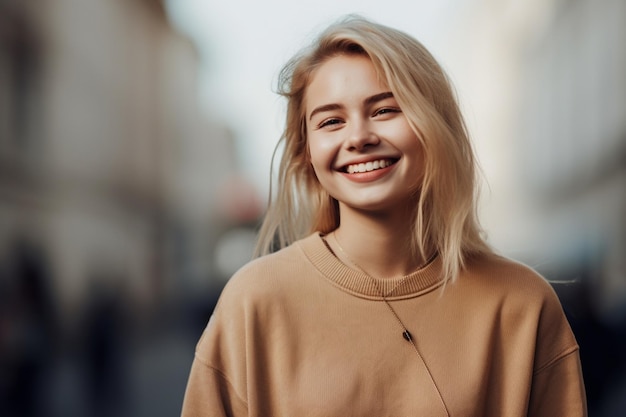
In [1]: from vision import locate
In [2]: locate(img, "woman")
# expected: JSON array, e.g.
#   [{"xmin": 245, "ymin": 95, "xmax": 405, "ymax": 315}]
[{"xmin": 181, "ymin": 16, "xmax": 587, "ymax": 416}]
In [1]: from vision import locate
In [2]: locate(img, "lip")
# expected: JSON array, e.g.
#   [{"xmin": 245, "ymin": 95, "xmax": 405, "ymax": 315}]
[
  {"xmin": 337, "ymin": 157, "xmax": 399, "ymax": 183},
  {"xmin": 337, "ymin": 156, "xmax": 399, "ymax": 172}
]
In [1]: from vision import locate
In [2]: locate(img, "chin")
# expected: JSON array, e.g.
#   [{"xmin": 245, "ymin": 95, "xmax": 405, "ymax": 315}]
[{"xmin": 341, "ymin": 198, "xmax": 409, "ymax": 214}]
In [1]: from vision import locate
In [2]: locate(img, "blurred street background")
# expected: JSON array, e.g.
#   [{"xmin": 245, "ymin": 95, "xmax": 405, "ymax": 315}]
[{"xmin": 0, "ymin": 0, "xmax": 624, "ymax": 416}]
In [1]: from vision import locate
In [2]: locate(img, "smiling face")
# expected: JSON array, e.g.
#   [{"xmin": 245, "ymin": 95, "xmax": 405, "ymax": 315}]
[{"xmin": 305, "ymin": 54, "xmax": 424, "ymax": 216}]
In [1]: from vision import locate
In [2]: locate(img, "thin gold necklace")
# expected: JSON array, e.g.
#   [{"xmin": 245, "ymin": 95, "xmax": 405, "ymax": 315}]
[
  {"xmin": 330, "ymin": 231, "xmax": 416, "ymax": 342},
  {"xmin": 329, "ymin": 231, "xmax": 450, "ymax": 416}
]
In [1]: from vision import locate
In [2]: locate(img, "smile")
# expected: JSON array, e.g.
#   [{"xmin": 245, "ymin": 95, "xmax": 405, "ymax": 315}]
[{"xmin": 344, "ymin": 159, "xmax": 397, "ymax": 174}]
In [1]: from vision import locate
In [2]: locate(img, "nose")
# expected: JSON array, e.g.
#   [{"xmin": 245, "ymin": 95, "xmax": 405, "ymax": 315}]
[{"xmin": 344, "ymin": 119, "xmax": 380, "ymax": 151}]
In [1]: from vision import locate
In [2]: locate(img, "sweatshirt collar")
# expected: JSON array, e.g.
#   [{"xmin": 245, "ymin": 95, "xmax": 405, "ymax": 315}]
[{"xmin": 298, "ymin": 232, "xmax": 445, "ymax": 300}]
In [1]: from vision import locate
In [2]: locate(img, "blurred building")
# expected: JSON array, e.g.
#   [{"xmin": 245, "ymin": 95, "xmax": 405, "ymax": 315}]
[
  {"xmin": 0, "ymin": 1, "xmax": 259, "ymax": 416},
  {"xmin": 519, "ymin": 0, "xmax": 626, "ymax": 318},
  {"xmin": 443, "ymin": 0, "xmax": 625, "ymax": 309},
  {"xmin": 443, "ymin": 0, "xmax": 625, "ymax": 415},
  {"xmin": 0, "ymin": 0, "xmax": 245, "ymax": 320},
  {"xmin": 518, "ymin": 2, "xmax": 626, "ymax": 414}
]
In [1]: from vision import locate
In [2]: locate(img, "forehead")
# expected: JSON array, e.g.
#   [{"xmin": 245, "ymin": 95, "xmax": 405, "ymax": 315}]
[{"xmin": 304, "ymin": 54, "xmax": 388, "ymax": 109}]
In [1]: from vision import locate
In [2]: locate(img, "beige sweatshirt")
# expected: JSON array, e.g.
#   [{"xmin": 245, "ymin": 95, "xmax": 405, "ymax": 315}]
[{"xmin": 181, "ymin": 232, "xmax": 587, "ymax": 416}]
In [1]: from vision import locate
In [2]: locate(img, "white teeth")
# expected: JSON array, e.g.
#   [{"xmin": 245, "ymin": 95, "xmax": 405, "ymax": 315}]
[{"xmin": 346, "ymin": 159, "xmax": 392, "ymax": 173}]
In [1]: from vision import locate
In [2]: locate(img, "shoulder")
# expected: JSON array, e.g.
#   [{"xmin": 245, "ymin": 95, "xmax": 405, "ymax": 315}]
[
  {"xmin": 456, "ymin": 253, "xmax": 572, "ymax": 333},
  {"xmin": 214, "ymin": 234, "xmax": 316, "ymax": 312},
  {"xmin": 229, "ymin": 238, "xmax": 308, "ymax": 286},
  {"xmin": 462, "ymin": 253, "xmax": 558, "ymax": 303},
  {"xmin": 198, "ymin": 239, "xmax": 310, "ymax": 344},
  {"xmin": 460, "ymin": 252, "xmax": 577, "ymax": 349},
  {"xmin": 193, "ymin": 234, "xmax": 321, "ymax": 374}
]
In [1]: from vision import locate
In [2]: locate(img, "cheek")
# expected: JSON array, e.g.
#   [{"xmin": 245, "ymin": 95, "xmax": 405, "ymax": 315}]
[
  {"xmin": 409, "ymin": 145, "xmax": 426, "ymax": 189},
  {"xmin": 307, "ymin": 135, "xmax": 334, "ymax": 170},
  {"xmin": 306, "ymin": 141, "xmax": 325, "ymax": 182},
  {"xmin": 398, "ymin": 131, "xmax": 425, "ymax": 179},
  {"xmin": 309, "ymin": 156, "xmax": 326, "ymax": 181}
]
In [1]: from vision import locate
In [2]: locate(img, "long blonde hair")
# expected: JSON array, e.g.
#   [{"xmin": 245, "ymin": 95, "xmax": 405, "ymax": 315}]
[{"xmin": 255, "ymin": 15, "xmax": 490, "ymax": 281}]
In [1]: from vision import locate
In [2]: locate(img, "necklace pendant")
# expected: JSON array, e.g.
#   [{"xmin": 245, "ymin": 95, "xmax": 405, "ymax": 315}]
[{"xmin": 402, "ymin": 330, "xmax": 412, "ymax": 342}]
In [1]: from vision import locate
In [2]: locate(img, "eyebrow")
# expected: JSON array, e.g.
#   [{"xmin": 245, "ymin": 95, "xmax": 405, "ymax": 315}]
[{"xmin": 308, "ymin": 91, "xmax": 395, "ymax": 121}]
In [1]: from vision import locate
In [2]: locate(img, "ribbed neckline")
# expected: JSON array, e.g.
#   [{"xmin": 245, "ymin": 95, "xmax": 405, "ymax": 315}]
[{"xmin": 297, "ymin": 232, "xmax": 445, "ymax": 300}]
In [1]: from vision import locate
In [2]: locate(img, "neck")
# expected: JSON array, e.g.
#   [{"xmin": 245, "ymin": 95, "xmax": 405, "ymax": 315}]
[{"xmin": 331, "ymin": 205, "xmax": 427, "ymax": 279}]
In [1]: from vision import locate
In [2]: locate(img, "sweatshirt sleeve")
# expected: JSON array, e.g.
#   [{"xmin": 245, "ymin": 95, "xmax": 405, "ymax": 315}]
[
  {"xmin": 181, "ymin": 255, "xmax": 277, "ymax": 417},
  {"xmin": 181, "ymin": 286, "xmax": 251, "ymax": 417},
  {"xmin": 180, "ymin": 350, "xmax": 248, "ymax": 417},
  {"xmin": 527, "ymin": 347, "xmax": 587, "ymax": 416},
  {"xmin": 526, "ymin": 282, "xmax": 587, "ymax": 417}
]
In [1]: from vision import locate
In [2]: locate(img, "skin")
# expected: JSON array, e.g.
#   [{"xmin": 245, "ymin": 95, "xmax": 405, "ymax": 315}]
[{"xmin": 305, "ymin": 54, "xmax": 427, "ymax": 278}]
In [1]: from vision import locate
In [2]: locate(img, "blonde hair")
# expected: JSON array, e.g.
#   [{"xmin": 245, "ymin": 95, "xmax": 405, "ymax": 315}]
[{"xmin": 255, "ymin": 15, "xmax": 490, "ymax": 281}]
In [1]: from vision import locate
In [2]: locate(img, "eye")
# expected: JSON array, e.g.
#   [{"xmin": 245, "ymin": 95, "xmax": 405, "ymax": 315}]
[
  {"xmin": 373, "ymin": 107, "xmax": 401, "ymax": 117},
  {"xmin": 317, "ymin": 118, "xmax": 343, "ymax": 129}
]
